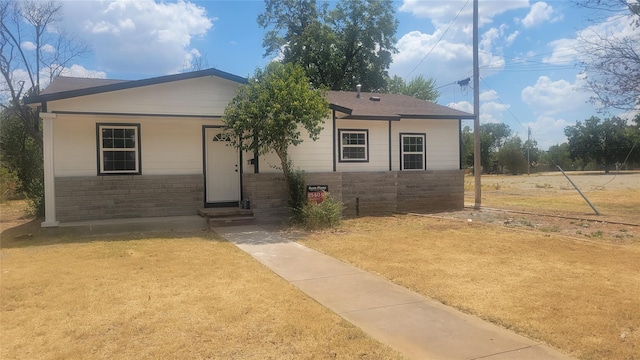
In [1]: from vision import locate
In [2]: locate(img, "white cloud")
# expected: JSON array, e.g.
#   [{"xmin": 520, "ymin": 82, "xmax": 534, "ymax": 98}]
[
  {"xmin": 448, "ymin": 100, "xmax": 473, "ymax": 114},
  {"xmin": 21, "ymin": 42, "xmax": 37, "ymax": 51},
  {"xmin": 525, "ymin": 115, "xmax": 571, "ymax": 149},
  {"xmin": 505, "ymin": 31, "xmax": 520, "ymax": 46},
  {"xmin": 391, "ymin": 1, "xmax": 531, "ymax": 85},
  {"xmin": 480, "ymin": 89, "xmax": 498, "ymax": 102},
  {"xmin": 59, "ymin": 0, "xmax": 214, "ymax": 76},
  {"xmin": 59, "ymin": 65, "xmax": 107, "ymax": 79},
  {"xmin": 521, "ymin": 75, "xmax": 591, "ymax": 115},
  {"xmin": 544, "ymin": 13, "xmax": 637, "ymax": 66},
  {"xmin": 480, "ymin": 101, "xmax": 511, "ymax": 124},
  {"xmin": 399, "ymin": 0, "xmax": 529, "ymax": 28},
  {"xmin": 390, "ymin": 29, "xmax": 505, "ymax": 85},
  {"xmin": 519, "ymin": 2, "xmax": 561, "ymax": 28}
]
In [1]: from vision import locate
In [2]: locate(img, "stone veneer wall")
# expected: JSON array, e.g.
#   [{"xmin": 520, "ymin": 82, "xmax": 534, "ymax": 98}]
[
  {"xmin": 55, "ymin": 174, "xmax": 203, "ymax": 222},
  {"xmin": 242, "ymin": 170, "xmax": 464, "ymax": 223}
]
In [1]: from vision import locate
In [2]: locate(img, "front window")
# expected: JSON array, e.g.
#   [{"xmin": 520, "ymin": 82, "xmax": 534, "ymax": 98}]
[
  {"xmin": 401, "ymin": 134, "xmax": 425, "ymax": 170},
  {"xmin": 97, "ymin": 124, "xmax": 140, "ymax": 175},
  {"xmin": 339, "ymin": 129, "xmax": 368, "ymax": 162}
]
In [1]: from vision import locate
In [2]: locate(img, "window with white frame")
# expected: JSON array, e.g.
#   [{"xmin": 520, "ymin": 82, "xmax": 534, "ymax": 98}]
[
  {"xmin": 401, "ymin": 133, "xmax": 425, "ymax": 170},
  {"xmin": 97, "ymin": 124, "xmax": 141, "ymax": 175},
  {"xmin": 339, "ymin": 129, "xmax": 368, "ymax": 162}
]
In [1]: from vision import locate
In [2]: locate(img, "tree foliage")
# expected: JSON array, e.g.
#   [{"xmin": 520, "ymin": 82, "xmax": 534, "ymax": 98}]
[
  {"xmin": 386, "ymin": 75, "xmax": 439, "ymax": 102},
  {"xmin": 575, "ymin": 0, "xmax": 640, "ymax": 110},
  {"xmin": 0, "ymin": 105, "xmax": 43, "ymax": 212},
  {"xmin": 258, "ymin": 0, "xmax": 398, "ymax": 91},
  {"xmin": 480, "ymin": 123, "xmax": 511, "ymax": 173},
  {"xmin": 460, "ymin": 125, "xmax": 474, "ymax": 169},
  {"xmin": 497, "ymin": 136, "xmax": 527, "ymax": 174},
  {"xmin": 540, "ymin": 143, "xmax": 576, "ymax": 170},
  {"xmin": 223, "ymin": 62, "xmax": 329, "ymax": 202},
  {"xmin": 564, "ymin": 116, "xmax": 636, "ymax": 173}
]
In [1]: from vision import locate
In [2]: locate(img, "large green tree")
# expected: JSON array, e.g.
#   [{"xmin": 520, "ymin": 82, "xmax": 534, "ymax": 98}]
[
  {"xmin": 223, "ymin": 62, "xmax": 329, "ymax": 201},
  {"xmin": 258, "ymin": 0, "xmax": 398, "ymax": 91},
  {"xmin": 386, "ymin": 75, "xmax": 439, "ymax": 102},
  {"xmin": 497, "ymin": 136, "xmax": 527, "ymax": 174},
  {"xmin": 480, "ymin": 123, "xmax": 511, "ymax": 173},
  {"xmin": 564, "ymin": 116, "xmax": 635, "ymax": 173},
  {"xmin": 540, "ymin": 143, "xmax": 576, "ymax": 170}
]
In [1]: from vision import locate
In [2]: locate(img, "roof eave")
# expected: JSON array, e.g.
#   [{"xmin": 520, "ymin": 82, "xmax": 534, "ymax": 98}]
[
  {"xmin": 24, "ymin": 68, "xmax": 248, "ymax": 104},
  {"xmin": 399, "ymin": 114, "xmax": 475, "ymax": 120}
]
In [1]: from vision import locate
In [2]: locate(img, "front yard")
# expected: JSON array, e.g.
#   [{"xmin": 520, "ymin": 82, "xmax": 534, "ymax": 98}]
[{"xmin": 0, "ymin": 227, "xmax": 403, "ymax": 359}]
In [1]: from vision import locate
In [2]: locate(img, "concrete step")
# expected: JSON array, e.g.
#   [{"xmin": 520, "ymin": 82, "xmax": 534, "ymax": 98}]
[
  {"xmin": 198, "ymin": 207, "xmax": 253, "ymax": 218},
  {"xmin": 198, "ymin": 207, "xmax": 256, "ymax": 227},
  {"xmin": 208, "ymin": 216, "xmax": 256, "ymax": 227}
]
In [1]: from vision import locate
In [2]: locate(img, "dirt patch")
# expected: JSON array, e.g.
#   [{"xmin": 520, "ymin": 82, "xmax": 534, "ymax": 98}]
[{"xmin": 457, "ymin": 172, "xmax": 640, "ymax": 245}]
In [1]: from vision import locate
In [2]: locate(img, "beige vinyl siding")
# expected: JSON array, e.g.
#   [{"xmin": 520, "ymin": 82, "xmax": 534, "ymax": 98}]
[
  {"xmin": 392, "ymin": 119, "xmax": 459, "ymax": 171},
  {"xmin": 46, "ymin": 76, "xmax": 239, "ymax": 116},
  {"xmin": 336, "ymin": 119, "xmax": 389, "ymax": 172},
  {"xmin": 255, "ymin": 118, "xmax": 334, "ymax": 173},
  {"xmin": 53, "ymin": 114, "xmax": 223, "ymax": 176}
]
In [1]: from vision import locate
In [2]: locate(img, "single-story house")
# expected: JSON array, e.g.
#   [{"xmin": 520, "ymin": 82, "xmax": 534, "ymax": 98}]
[{"xmin": 25, "ymin": 68, "xmax": 474, "ymax": 226}]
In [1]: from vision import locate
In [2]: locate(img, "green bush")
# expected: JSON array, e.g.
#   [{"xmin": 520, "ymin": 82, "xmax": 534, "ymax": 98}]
[
  {"xmin": 299, "ymin": 194, "xmax": 344, "ymax": 230},
  {"xmin": 287, "ymin": 168, "xmax": 307, "ymax": 212},
  {"xmin": 0, "ymin": 165, "xmax": 20, "ymax": 202}
]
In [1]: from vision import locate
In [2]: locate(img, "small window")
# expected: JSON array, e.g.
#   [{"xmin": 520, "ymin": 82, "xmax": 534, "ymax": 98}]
[
  {"xmin": 97, "ymin": 124, "xmax": 141, "ymax": 175},
  {"xmin": 401, "ymin": 134, "xmax": 425, "ymax": 170},
  {"xmin": 339, "ymin": 129, "xmax": 368, "ymax": 162}
]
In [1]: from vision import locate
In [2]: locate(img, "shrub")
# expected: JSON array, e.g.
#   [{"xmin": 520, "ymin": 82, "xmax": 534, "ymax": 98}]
[
  {"xmin": 0, "ymin": 165, "xmax": 21, "ymax": 202},
  {"xmin": 299, "ymin": 194, "xmax": 344, "ymax": 230},
  {"xmin": 287, "ymin": 169, "xmax": 307, "ymax": 213}
]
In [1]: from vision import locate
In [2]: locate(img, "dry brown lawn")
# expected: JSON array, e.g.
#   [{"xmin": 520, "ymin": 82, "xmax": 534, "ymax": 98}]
[
  {"xmin": 299, "ymin": 216, "xmax": 640, "ymax": 360},
  {"xmin": 0, "ymin": 210, "xmax": 404, "ymax": 359},
  {"xmin": 298, "ymin": 172, "xmax": 640, "ymax": 360}
]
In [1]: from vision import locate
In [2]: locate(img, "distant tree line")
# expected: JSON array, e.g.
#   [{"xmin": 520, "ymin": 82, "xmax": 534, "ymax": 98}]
[{"xmin": 461, "ymin": 114, "xmax": 640, "ymax": 174}]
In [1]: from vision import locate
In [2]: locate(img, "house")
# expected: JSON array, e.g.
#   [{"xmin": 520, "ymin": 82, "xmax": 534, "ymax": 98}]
[{"xmin": 25, "ymin": 68, "xmax": 474, "ymax": 227}]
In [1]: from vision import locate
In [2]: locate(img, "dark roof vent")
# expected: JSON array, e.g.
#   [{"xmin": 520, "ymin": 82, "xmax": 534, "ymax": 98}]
[{"xmin": 369, "ymin": 96, "xmax": 381, "ymax": 102}]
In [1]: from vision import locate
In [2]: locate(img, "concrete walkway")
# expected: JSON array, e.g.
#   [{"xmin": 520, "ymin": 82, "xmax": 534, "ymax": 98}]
[{"xmin": 215, "ymin": 225, "xmax": 574, "ymax": 360}]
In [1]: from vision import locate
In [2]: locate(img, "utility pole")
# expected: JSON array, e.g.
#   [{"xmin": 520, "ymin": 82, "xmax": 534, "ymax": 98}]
[
  {"xmin": 473, "ymin": 0, "xmax": 481, "ymax": 209},
  {"xmin": 527, "ymin": 126, "xmax": 531, "ymax": 176}
]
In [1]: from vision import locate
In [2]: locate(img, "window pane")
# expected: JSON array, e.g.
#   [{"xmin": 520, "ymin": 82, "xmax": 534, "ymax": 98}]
[
  {"xmin": 404, "ymin": 154, "xmax": 423, "ymax": 169},
  {"xmin": 102, "ymin": 128, "xmax": 113, "ymax": 139},
  {"xmin": 342, "ymin": 147, "xmax": 365, "ymax": 159},
  {"xmin": 113, "ymin": 128, "xmax": 125, "ymax": 138}
]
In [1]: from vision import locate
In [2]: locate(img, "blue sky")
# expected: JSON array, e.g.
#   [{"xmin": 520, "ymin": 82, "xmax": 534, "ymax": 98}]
[{"xmin": 16, "ymin": 0, "xmax": 640, "ymax": 149}]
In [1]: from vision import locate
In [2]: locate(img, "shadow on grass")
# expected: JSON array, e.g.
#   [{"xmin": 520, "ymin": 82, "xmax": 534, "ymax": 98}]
[{"xmin": 1, "ymin": 217, "xmax": 224, "ymax": 250}]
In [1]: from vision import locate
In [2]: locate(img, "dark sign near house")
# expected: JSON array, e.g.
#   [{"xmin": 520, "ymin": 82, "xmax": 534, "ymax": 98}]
[{"xmin": 307, "ymin": 185, "xmax": 329, "ymax": 204}]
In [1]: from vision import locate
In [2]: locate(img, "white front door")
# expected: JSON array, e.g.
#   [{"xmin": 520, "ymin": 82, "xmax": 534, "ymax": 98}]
[{"xmin": 205, "ymin": 127, "xmax": 240, "ymax": 204}]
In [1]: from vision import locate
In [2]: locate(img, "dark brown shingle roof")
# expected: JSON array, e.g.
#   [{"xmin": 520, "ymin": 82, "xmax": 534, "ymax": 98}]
[{"xmin": 328, "ymin": 91, "xmax": 474, "ymax": 120}]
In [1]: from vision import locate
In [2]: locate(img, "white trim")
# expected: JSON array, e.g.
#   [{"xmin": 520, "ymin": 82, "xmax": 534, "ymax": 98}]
[
  {"xmin": 401, "ymin": 134, "xmax": 426, "ymax": 171},
  {"xmin": 98, "ymin": 125, "xmax": 140, "ymax": 174},
  {"xmin": 40, "ymin": 112, "xmax": 59, "ymax": 227},
  {"xmin": 339, "ymin": 129, "xmax": 368, "ymax": 162}
]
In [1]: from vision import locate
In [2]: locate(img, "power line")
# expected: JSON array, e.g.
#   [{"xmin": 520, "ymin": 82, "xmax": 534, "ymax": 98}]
[{"xmin": 404, "ymin": 0, "xmax": 470, "ymax": 80}]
